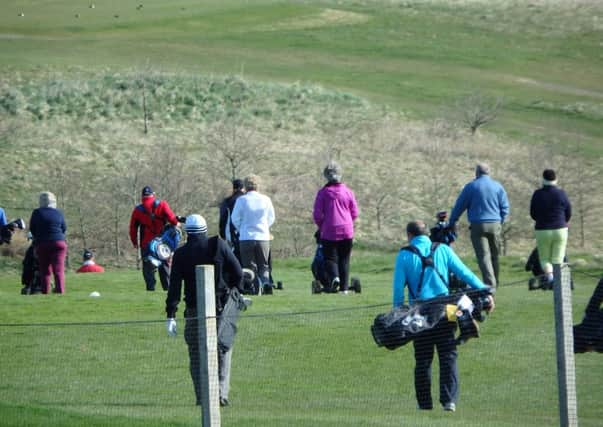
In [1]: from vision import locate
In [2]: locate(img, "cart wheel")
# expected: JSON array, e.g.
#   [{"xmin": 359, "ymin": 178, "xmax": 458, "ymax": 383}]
[{"xmin": 311, "ymin": 280, "xmax": 321, "ymax": 294}]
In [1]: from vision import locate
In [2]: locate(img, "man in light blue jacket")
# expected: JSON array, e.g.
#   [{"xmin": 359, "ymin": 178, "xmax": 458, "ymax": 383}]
[
  {"xmin": 449, "ymin": 163, "xmax": 510, "ymax": 287},
  {"xmin": 392, "ymin": 220, "xmax": 494, "ymax": 412}
]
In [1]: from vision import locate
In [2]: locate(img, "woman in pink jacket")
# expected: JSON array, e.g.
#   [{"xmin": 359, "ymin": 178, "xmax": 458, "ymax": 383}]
[{"xmin": 313, "ymin": 161, "xmax": 359, "ymax": 293}]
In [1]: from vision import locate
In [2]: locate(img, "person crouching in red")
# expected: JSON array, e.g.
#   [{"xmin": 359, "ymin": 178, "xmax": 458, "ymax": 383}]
[{"xmin": 76, "ymin": 249, "xmax": 104, "ymax": 273}]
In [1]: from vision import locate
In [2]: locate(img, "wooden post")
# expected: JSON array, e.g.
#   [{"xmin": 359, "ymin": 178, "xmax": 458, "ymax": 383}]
[
  {"xmin": 553, "ymin": 264, "xmax": 578, "ymax": 427},
  {"xmin": 195, "ymin": 265, "xmax": 221, "ymax": 427}
]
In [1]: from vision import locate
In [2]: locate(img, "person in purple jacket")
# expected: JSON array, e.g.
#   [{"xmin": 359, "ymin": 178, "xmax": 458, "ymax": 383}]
[
  {"xmin": 29, "ymin": 191, "xmax": 68, "ymax": 294},
  {"xmin": 530, "ymin": 169, "xmax": 571, "ymax": 286},
  {"xmin": 313, "ymin": 161, "xmax": 359, "ymax": 293}
]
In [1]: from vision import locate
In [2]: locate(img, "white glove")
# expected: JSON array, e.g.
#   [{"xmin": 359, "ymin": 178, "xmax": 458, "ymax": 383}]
[{"xmin": 166, "ymin": 318, "xmax": 177, "ymax": 337}]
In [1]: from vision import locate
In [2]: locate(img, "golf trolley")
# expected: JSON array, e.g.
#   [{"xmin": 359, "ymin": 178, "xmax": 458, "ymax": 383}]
[
  {"xmin": 145, "ymin": 224, "xmax": 183, "ymax": 268},
  {"xmin": 241, "ymin": 267, "xmax": 283, "ymax": 296},
  {"xmin": 310, "ymin": 239, "xmax": 361, "ymax": 294}
]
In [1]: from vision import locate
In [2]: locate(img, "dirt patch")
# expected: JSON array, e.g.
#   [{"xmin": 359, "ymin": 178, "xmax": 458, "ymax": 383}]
[
  {"xmin": 0, "ymin": 33, "xmax": 60, "ymax": 41},
  {"xmin": 257, "ymin": 8, "xmax": 369, "ymax": 32},
  {"xmin": 514, "ymin": 76, "xmax": 603, "ymax": 99}
]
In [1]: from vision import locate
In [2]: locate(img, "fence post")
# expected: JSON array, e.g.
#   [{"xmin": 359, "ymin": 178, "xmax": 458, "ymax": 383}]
[
  {"xmin": 195, "ymin": 265, "xmax": 221, "ymax": 427},
  {"xmin": 553, "ymin": 264, "xmax": 578, "ymax": 427}
]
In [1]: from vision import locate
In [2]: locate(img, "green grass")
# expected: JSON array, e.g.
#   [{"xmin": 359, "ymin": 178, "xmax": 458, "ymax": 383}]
[
  {"xmin": 1, "ymin": 0, "xmax": 602, "ymax": 154},
  {"xmin": 1, "ymin": 253, "xmax": 602, "ymax": 426}
]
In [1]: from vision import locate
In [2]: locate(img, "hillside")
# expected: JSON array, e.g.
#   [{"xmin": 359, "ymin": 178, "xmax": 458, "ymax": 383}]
[{"xmin": 0, "ymin": 0, "xmax": 602, "ymax": 265}]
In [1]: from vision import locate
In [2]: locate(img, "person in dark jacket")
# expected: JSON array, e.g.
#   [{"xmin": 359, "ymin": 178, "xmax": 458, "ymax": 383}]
[
  {"xmin": 530, "ymin": 169, "xmax": 571, "ymax": 286},
  {"xmin": 218, "ymin": 179, "xmax": 245, "ymax": 262},
  {"xmin": 165, "ymin": 214, "xmax": 244, "ymax": 407},
  {"xmin": 129, "ymin": 186, "xmax": 179, "ymax": 291},
  {"xmin": 29, "ymin": 191, "xmax": 68, "ymax": 294},
  {"xmin": 312, "ymin": 161, "xmax": 359, "ymax": 293}
]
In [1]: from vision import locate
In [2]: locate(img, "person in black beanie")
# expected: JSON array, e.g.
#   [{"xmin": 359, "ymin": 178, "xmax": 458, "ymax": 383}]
[
  {"xmin": 165, "ymin": 214, "xmax": 244, "ymax": 407},
  {"xmin": 219, "ymin": 179, "xmax": 245, "ymax": 262},
  {"xmin": 530, "ymin": 169, "xmax": 572, "ymax": 286}
]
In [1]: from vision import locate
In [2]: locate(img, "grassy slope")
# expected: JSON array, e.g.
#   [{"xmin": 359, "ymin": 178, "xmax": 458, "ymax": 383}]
[
  {"xmin": 1, "ymin": 0, "xmax": 602, "ymax": 154},
  {"xmin": 0, "ymin": 255, "xmax": 602, "ymax": 426}
]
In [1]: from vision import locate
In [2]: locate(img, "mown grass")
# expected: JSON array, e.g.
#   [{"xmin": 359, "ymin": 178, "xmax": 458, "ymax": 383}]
[
  {"xmin": 1, "ymin": 0, "xmax": 602, "ymax": 154},
  {"xmin": 0, "ymin": 252, "xmax": 602, "ymax": 426}
]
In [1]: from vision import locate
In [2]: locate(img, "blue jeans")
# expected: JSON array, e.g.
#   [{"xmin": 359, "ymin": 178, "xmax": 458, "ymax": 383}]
[{"xmin": 413, "ymin": 320, "xmax": 458, "ymax": 409}]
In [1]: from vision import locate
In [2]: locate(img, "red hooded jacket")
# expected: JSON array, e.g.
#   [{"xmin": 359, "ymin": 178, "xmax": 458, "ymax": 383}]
[{"xmin": 129, "ymin": 195, "xmax": 178, "ymax": 249}]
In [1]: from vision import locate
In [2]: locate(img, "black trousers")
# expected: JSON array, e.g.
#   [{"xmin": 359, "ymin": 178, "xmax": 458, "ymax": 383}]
[
  {"xmin": 413, "ymin": 320, "xmax": 458, "ymax": 409},
  {"xmin": 321, "ymin": 238, "xmax": 353, "ymax": 291},
  {"xmin": 142, "ymin": 259, "xmax": 169, "ymax": 291}
]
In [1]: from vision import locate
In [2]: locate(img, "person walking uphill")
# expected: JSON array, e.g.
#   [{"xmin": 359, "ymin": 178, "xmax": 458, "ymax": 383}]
[
  {"xmin": 449, "ymin": 163, "xmax": 510, "ymax": 288},
  {"xmin": 219, "ymin": 179, "xmax": 246, "ymax": 262},
  {"xmin": 392, "ymin": 220, "xmax": 494, "ymax": 412},
  {"xmin": 231, "ymin": 175, "xmax": 275, "ymax": 294},
  {"xmin": 165, "ymin": 214, "xmax": 244, "ymax": 407},
  {"xmin": 29, "ymin": 191, "xmax": 68, "ymax": 294},
  {"xmin": 129, "ymin": 186, "xmax": 180, "ymax": 291},
  {"xmin": 530, "ymin": 169, "xmax": 571, "ymax": 286},
  {"xmin": 313, "ymin": 161, "xmax": 359, "ymax": 293}
]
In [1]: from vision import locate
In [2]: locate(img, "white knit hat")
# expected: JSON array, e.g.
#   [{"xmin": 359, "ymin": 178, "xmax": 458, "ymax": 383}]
[{"xmin": 185, "ymin": 214, "xmax": 207, "ymax": 234}]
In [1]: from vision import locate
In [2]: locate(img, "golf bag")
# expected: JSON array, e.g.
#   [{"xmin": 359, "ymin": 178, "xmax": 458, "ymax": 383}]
[
  {"xmin": 145, "ymin": 224, "xmax": 182, "ymax": 268},
  {"xmin": 371, "ymin": 302, "xmax": 447, "ymax": 350},
  {"xmin": 574, "ymin": 278, "xmax": 603, "ymax": 353},
  {"xmin": 525, "ymin": 247, "xmax": 573, "ymax": 291},
  {"xmin": 21, "ymin": 244, "xmax": 43, "ymax": 295},
  {"xmin": 371, "ymin": 289, "xmax": 493, "ymax": 350},
  {"xmin": 217, "ymin": 287, "xmax": 252, "ymax": 352},
  {"xmin": 1, "ymin": 218, "xmax": 26, "ymax": 245},
  {"xmin": 310, "ymin": 232, "xmax": 361, "ymax": 294}
]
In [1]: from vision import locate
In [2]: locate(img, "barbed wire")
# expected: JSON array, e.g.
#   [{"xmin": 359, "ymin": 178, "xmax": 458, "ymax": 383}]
[{"xmin": 1, "ymin": 265, "xmax": 600, "ymax": 328}]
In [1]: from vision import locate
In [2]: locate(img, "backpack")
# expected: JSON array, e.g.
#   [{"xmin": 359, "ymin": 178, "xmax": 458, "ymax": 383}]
[
  {"xmin": 400, "ymin": 242, "xmax": 447, "ymax": 300},
  {"xmin": 136, "ymin": 199, "xmax": 161, "ymax": 221}
]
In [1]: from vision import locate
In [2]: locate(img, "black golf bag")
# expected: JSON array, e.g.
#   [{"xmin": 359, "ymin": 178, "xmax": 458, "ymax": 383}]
[
  {"xmin": 371, "ymin": 289, "xmax": 493, "ymax": 350},
  {"xmin": 21, "ymin": 245, "xmax": 43, "ymax": 295},
  {"xmin": 574, "ymin": 278, "xmax": 603, "ymax": 353},
  {"xmin": 1, "ymin": 218, "xmax": 26, "ymax": 245}
]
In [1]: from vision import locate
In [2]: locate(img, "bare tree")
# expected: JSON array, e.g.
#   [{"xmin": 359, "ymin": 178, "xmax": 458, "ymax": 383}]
[{"xmin": 454, "ymin": 92, "xmax": 503, "ymax": 135}]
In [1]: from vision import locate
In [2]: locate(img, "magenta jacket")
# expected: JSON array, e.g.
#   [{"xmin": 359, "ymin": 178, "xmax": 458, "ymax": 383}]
[{"xmin": 313, "ymin": 182, "xmax": 359, "ymax": 241}]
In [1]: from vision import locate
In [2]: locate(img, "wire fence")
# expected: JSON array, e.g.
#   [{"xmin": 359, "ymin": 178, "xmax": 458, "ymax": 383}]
[{"xmin": 0, "ymin": 268, "xmax": 601, "ymax": 427}]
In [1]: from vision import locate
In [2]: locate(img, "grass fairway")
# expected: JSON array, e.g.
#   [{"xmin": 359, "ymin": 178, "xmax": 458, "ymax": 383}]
[
  {"xmin": 0, "ymin": 253, "xmax": 602, "ymax": 426},
  {"xmin": 1, "ymin": 0, "xmax": 602, "ymax": 154}
]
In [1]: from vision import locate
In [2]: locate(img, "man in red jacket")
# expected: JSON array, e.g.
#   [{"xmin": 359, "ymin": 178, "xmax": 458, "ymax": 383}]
[{"xmin": 129, "ymin": 186, "xmax": 179, "ymax": 291}]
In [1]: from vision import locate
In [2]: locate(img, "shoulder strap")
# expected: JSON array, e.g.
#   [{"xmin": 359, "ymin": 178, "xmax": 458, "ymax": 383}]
[
  {"xmin": 137, "ymin": 199, "xmax": 161, "ymax": 220},
  {"xmin": 401, "ymin": 242, "xmax": 446, "ymax": 300}
]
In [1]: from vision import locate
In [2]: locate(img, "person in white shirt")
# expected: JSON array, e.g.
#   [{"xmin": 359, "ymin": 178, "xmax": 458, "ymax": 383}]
[{"xmin": 231, "ymin": 175, "xmax": 275, "ymax": 293}]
